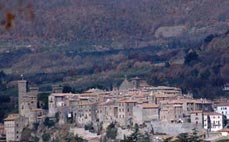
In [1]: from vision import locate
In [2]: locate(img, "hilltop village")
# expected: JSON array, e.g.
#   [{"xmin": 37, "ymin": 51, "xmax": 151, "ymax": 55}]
[{"xmin": 1, "ymin": 78, "xmax": 229, "ymax": 142}]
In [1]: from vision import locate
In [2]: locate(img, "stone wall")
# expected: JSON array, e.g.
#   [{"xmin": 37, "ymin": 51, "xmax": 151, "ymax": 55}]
[{"xmin": 149, "ymin": 121, "xmax": 201, "ymax": 136}]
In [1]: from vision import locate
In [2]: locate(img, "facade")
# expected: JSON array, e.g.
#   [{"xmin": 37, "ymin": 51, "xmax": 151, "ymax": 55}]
[
  {"xmin": 18, "ymin": 80, "xmax": 39, "ymax": 125},
  {"xmin": 117, "ymin": 99, "xmax": 137, "ymax": 125},
  {"xmin": 97, "ymin": 100, "xmax": 117, "ymax": 125},
  {"xmin": 73, "ymin": 103, "xmax": 97, "ymax": 126},
  {"xmin": 223, "ymin": 83, "xmax": 229, "ymax": 91},
  {"xmin": 4, "ymin": 80, "xmax": 44, "ymax": 142},
  {"xmin": 150, "ymin": 86, "xmax": 182, "ymax": 96},
  {"xmin": 119, "ymin": 77, "xmax": 150, "ymax": 90},
  {"xmin": 203, "ymin": 112, "xmax": 224, "ymax": 132},
  {"xmin": 150, "ymin": 94, "xmax": 177, "ymax": 104},
  {"xmin": 190, "ymin": 111, "xmax": 203, "ymax": 127},
  {"xmin": 4, "ymin": 114, "xmax": 27, "ymax": 142},
  {"xmin": 48, "ymin": 93, "xmax": 75, "ymax": 117},
  {"xmin": 133, "ymin": 103, "xmax": 159, "ymax": 124},
  {"xmin": 215, "ymin": 102, "xmax": 229, "ymax": 119},
  {"xmin": 160, "ymin": 104, "xmax": 183, "ymax": 122},
  {"xmin": 0, "ymin": 123, "xmax": 5, "ymax": 141}
]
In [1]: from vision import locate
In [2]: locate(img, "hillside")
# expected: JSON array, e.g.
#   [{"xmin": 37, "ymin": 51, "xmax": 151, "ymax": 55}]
[
  {"xmin": 1, "ymin": 0, "xmax": 229, "ymax": 47},
  {"xmin": 0, "ymin": 0, "xmax": 228, "ymax": 98}
]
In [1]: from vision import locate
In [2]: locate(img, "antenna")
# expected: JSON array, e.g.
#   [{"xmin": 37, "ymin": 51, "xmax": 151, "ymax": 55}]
[{"xmin": 20, "ymin": 74, "xmax": 24, "ymax": 80}]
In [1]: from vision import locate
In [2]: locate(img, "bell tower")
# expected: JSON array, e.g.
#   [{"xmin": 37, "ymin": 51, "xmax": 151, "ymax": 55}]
[{"xmin": 18, "ymin": 80, "xmax": 27, "ymax": 114}]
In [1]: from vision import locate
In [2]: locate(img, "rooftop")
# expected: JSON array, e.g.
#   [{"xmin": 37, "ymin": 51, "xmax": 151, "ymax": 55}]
[
  {"xmin": 190, "ymin": 110, "xmax": 203, "ymax": 114},
  {"xmin": 218, "ymin": 128, "xmax": 229, "ymax": 132},
  {"xmin": 140, "ymin": 103, "xmax": 159, "ymax": 109},
  {"xmin": 204, "ymin": 112, "xmax": 222, "ymax": 116},
  {"xmin": 4, "ymin": 114, "xmax": 20, "ymax": 121},
  {"xmin": 153, "ymin": 94, "xmax": 177, "ymax": 98},
  {"xmin": 215, "ymin": 102, "xmax": 229, "ymax": 107},
  {"xmin": 118, "ymin": 99, "xmax": 138, "ymax": 103}
]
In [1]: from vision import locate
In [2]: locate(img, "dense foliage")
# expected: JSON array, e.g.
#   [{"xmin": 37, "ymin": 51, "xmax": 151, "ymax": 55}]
[{"xmin": 106, "ymin": 122, "xmax": 118, "ymax": 140}]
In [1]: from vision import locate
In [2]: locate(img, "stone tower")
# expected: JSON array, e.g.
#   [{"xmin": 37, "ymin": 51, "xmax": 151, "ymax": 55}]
[{"xmin": 18, "ymin": 80, "xmax": 27, "ymax": 114}]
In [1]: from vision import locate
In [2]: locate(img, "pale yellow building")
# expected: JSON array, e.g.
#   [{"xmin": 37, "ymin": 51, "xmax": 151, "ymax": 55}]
[{"xmin": 4, "ymin": 114, "xmax": 27, "ymax": 142}]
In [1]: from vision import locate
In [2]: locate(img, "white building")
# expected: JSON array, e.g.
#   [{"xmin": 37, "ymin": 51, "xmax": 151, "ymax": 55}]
[
  {"xmin": 203, "ymin": 112, "xmax": 224, "ymax": 132},
  {"xmin": 215, "ymin": 102, "xmax": 229, "ymax": 119},
  {"xmin": 223, "ymin": 84, "xmax": 229, "ymax": 91}
]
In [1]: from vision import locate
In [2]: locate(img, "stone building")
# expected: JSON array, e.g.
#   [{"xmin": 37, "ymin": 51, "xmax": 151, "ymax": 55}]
[
  {"xmin": 48, "ymin": 93, "xmax": 74, "ymax": 117},
  {"xmin": 0, "ymin": 123, "xmax": 5, "ymax": 141},
  {"xmin": 133, "ymin": 103, "xmax": 160, "ymax": 124},
  {"xmin": 150, "ymin": 86, "xmax": 182, "ymax": 96},
  {"xmin": 18, "ymin": 80, "xmax": 39, "ymax": 124},
  {"xmin": 190, "ymin": 111, "xmax": 203, "ymax": 127},
  {"xmin": 73, "ymin": 103, "xmax": 97, "ymax": 126},
  {"xmin": 160, "ymin": 103, "xmax": 183, "ymax": 122},
  {"xmin": 117, "ymin": 99, "xmax": 138, "ymax": 125},
  {"xmin": 150, "ymin": 94, "xmax": 177, "ymax": 104},
  {"xmin": 4, "ymin": 114, "xmax": 28, "ymax": 142},
  {"xmin": 97, "ymin": 99, "xmax": 117, "ymax": 125},
  {"xmin": 119, "ymin": 77, "xmax": 149, "ymax": 91}
]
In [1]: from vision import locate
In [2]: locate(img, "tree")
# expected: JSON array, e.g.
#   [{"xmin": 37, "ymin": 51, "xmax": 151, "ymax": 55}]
[
  {"xmin": 42, "ymin": 133, "xmax": 51, "ymax": 142},
  {"xmin": 63, "ymin": 85, "xmax": 75, "ymax": 93},
  {"xmin": 64, "ymin": 133, "xmax": 87, "ymax": 142},
  {"xmin": 184, "ymin": 51, "xmax": 199, "ymax": 65},
  {"xmin": 106, "ymin": 122, "xmax": 117, "ymax": 140},
  {"xmin": 43, "ymin": 117, "xmax": 55, "ymax": 128},
  {"xmin": 216, "ymin": 139, "xmax": 229, "ymax": 142},
  {"xmin": 122, "ymin": 124, "xmax": 150, "ymax": 142},
  {"xmin": 38, "ymin": 93, "xmax": 50, "ymax": 110},
  {"xmin": 84, "ymin": 122, "xmax": 95, "ymax": 133},
  {"xmin": 55, "ymin": 112, "xmax": 60, "ymax": 123},
  {"xmin": 174, "ymin": 129, "xmax": 203, "ymax": 142}
]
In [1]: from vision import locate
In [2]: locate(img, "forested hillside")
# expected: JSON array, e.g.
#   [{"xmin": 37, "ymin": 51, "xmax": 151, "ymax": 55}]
[{"xmin": 0, "ymin": 0, "xmax": 228, "ymax": 98}]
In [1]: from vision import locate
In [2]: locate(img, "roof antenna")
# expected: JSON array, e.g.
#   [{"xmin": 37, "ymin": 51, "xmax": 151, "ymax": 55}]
[{"xmin": 21, "ymin": 74, "xmax": 24, "ymax": 80}]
